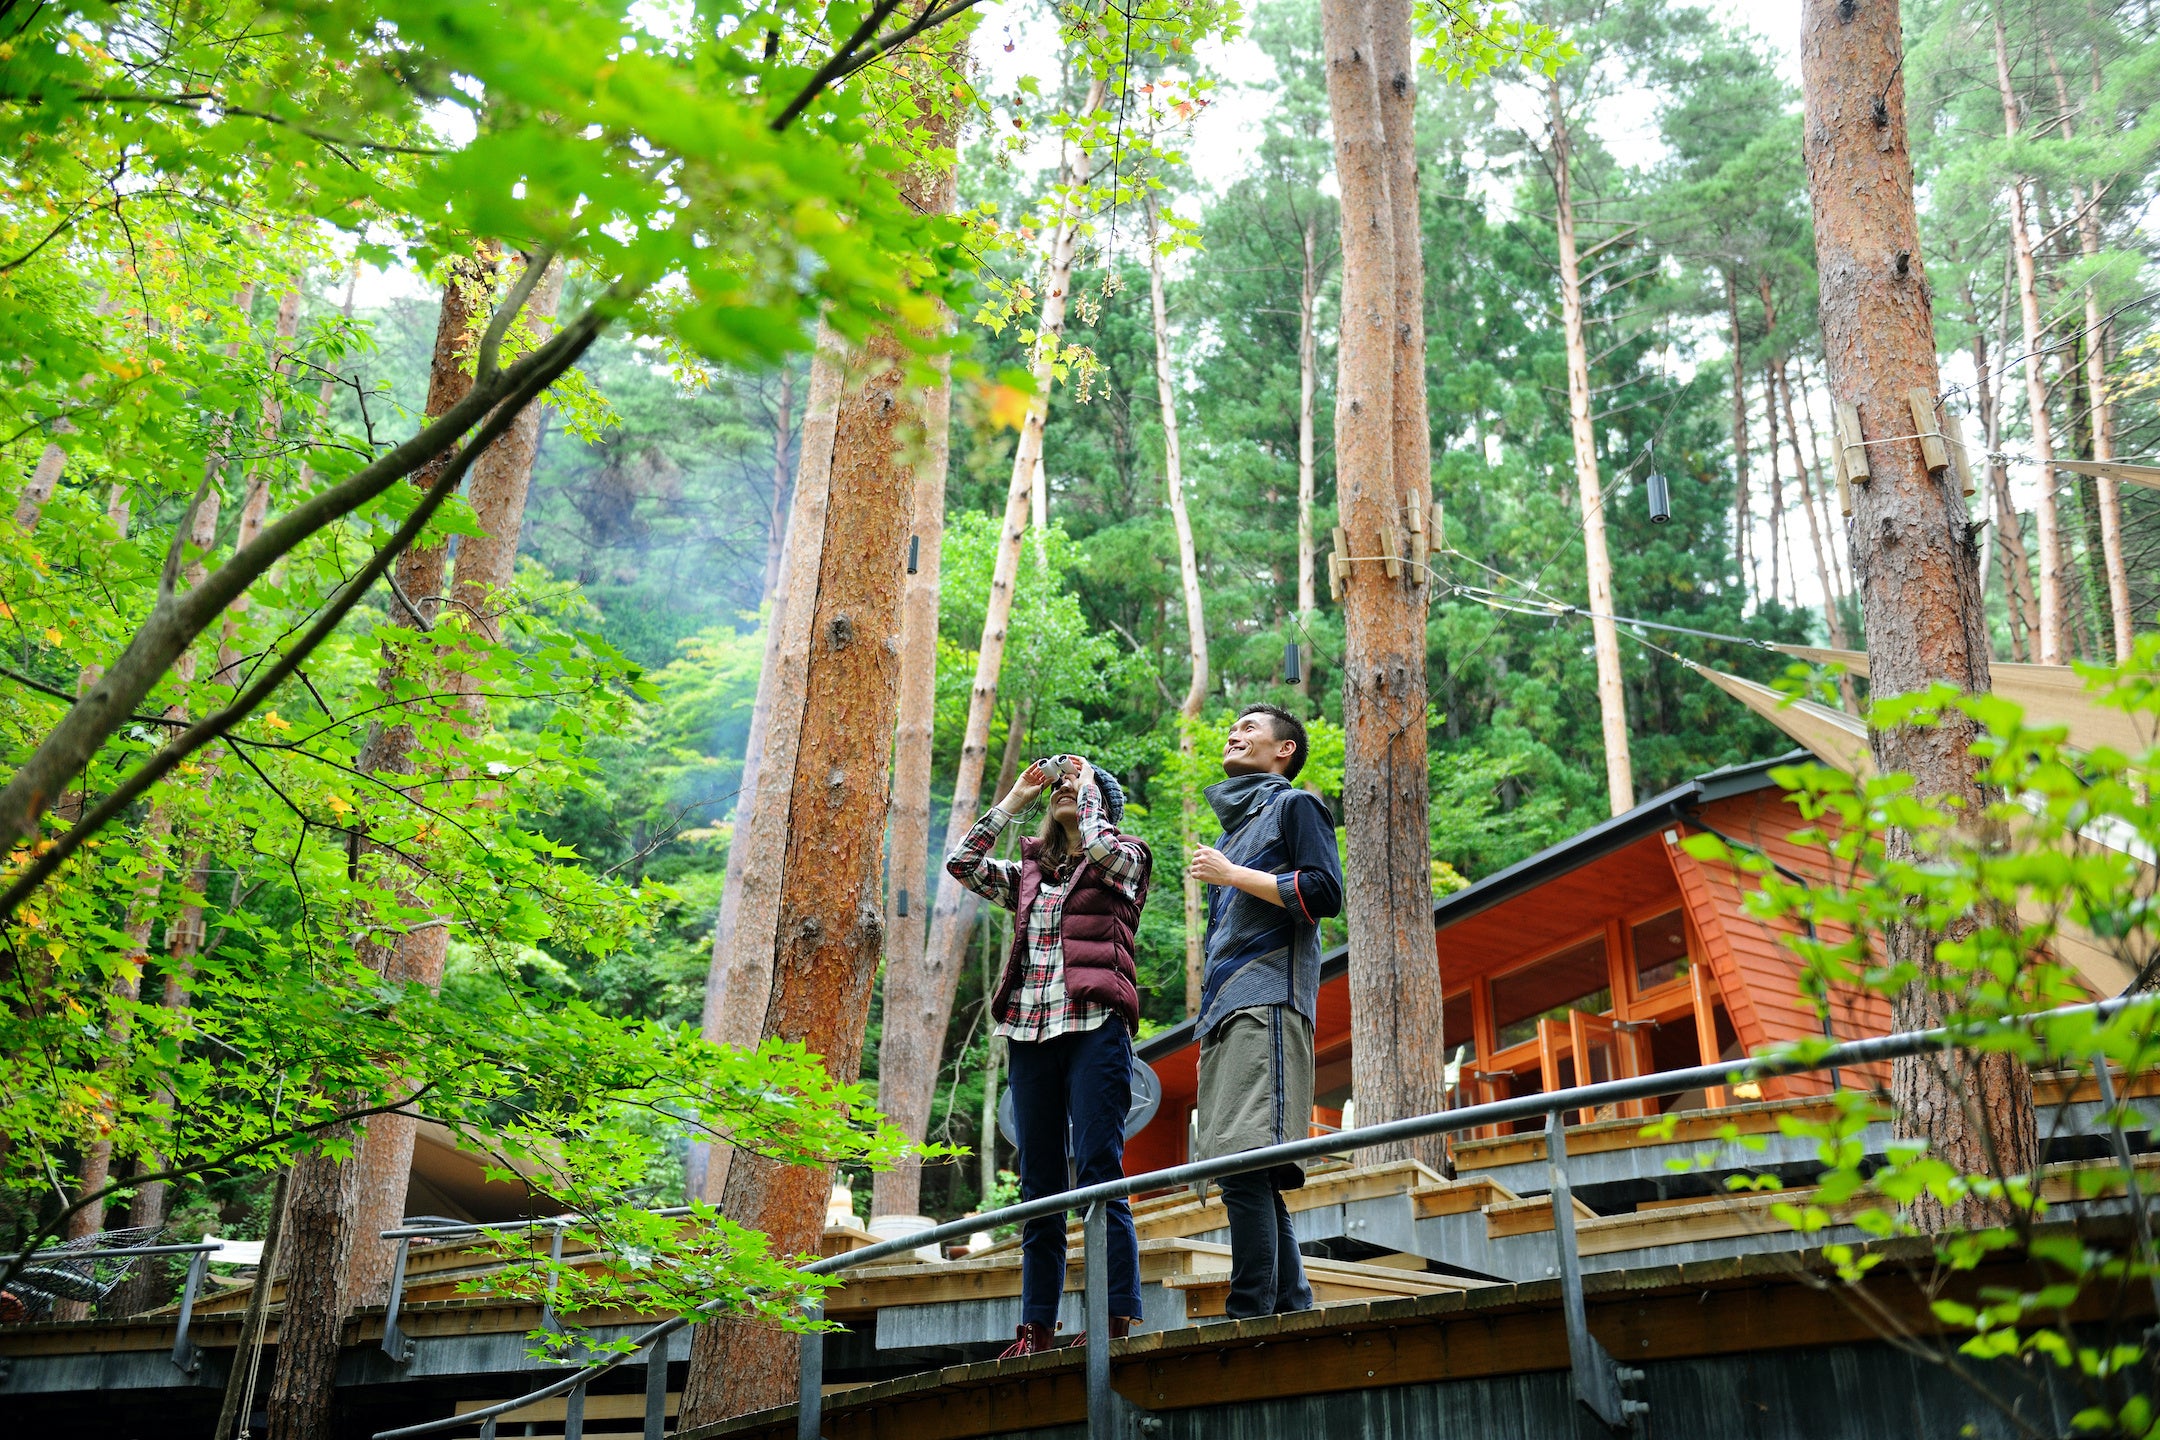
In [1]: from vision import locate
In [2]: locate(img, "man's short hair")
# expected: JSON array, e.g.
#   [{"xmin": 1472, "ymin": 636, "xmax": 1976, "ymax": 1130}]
[{"xmin": 1239, "ymin": 703, "xmax": 1309, "ymax": 781}]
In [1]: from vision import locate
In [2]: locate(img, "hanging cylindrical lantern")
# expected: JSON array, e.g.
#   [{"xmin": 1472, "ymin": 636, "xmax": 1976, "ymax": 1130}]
[
  {"xmin": 1645, "ymin": 471, "xmax": 1671, "ymax": 525},
  {"xmin": 1282, "ymin": 640, "xmax": 1302, "ymax": 685}
]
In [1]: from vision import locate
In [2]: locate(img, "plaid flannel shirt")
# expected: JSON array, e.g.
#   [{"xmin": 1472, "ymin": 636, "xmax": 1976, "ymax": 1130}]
[{"xmin": 946, "ymin": 782, "xmax": 1150, "ymax": 1043}]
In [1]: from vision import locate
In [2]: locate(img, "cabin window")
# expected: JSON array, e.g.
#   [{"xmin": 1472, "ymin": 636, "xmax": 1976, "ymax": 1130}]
[
  {"xmin": 1631, "ymin": 908, "xmax": 1691, "ymax": 992},
  {"xmin": 1442, "ymin": 989, "xmax": 1475, "ymax": 1062},
  {"xmin": 1491, "ymin": 935, "xmax": 1611, "ymax": 1050}
]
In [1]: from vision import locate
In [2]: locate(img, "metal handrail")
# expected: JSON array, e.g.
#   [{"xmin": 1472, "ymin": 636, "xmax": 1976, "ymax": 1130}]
[
  {"xmin": 1, "ymin": 1240, "xmax": 228, "ymax": 1373},
  {"xmin": 0, "ymin": 1241, "xmax": 223, "ymax": 1263},
  {"xmin": 373, "ymin": 993, "xmax": 2150, "ymax": 1440}
]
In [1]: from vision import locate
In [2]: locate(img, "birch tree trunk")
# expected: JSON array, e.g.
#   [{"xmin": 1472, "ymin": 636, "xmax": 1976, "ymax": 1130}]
[
  {"xmin": 2078, "ymin": 213, "xmax": 2131, "ymax": 660},
  {"xmin": 695, "ymin": 332, "xmax": 844, "ymax": 1203},
  {"xmin": 13, "ymin": 440, "xmax": 67, "ymax": 531},
  {"xmin": 1793, "ymin": 360, "xmax": 1852, "ymax": 617},
  {"xmin": 1295, "ymin": 215, "xmax": 1319, "ymax": 702},
  {"xmin": 1800, "ymin": 0, "xmax": 2035, "ymax": 1232},
  {"xmin": 1321, "ymin": 0, "xmax": 1447, "ymax": 1169},
  {"xmin": 1777, "ymin": 363, "xmax": 1858, "ymax": 712},
  {"xmin": 1552, "ymin": 75, "xmax": 1633, "ymax": 816},
  {"xmin": 912, "ymin": 73, "xmax": 1108, "ymax": 1120},
  {"xmin": 762, "ymin": 368, "xmax": 796, "ymax": 606},
  {"xmin": 868, "ymin": 142, "xmax": 960, "ymax": 1221},
  {"xmin": 677, "ymin": 275, "xmax": 926, "ymax": 1438},
  {"xmin": 1992, "ymin": 5, "xmax": 2065, "ymax": 664},
  {"xmin": 1961, "ymin": 287, "xmax": 2038, "ymax": 658},
  {"xmin": 1148, "ymin": 195, "xmax": 1212, "ymax": 1016}
]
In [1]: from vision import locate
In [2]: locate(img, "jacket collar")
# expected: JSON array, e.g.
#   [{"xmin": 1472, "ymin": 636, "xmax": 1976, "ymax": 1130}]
[{"xmin": 1204, "ymin": 771, "xmax": 1289, "ymax": 837}]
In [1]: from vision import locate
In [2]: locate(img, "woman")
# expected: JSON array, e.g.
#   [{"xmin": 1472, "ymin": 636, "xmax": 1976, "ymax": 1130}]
[{"xmin": 946, "ymin": 754, "xmax": 1153, "ymax": 1356}]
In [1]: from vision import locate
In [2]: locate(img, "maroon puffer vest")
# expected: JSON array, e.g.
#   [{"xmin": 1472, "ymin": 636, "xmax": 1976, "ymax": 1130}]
[{"xmin": 992, "ymin": 832, "xmax": 1153, "ymax": 1032}]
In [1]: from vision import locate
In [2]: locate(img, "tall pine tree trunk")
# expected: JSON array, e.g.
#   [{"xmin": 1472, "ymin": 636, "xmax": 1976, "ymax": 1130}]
[
  {"xmin": 1801, "ymin": 0, "xmax": 2035, "ymax": 1232},
  {"xmin": 1321, "ymin": 0, "xmax": 1447, "ymax": 1170},
  {"xmin": 1727, "ymin": 276, "xmax": 1756, "ymax": 603},
  {"xmin": 1295, "ymin": 215, "xmax": 1319, "ymax": 702},
  {"xmin": 910, "ymin": 72, "xmax": 1108, "ymax": 1132},
  {"xmin": 1992, "ymin": 4, "xmax": 2065, "ymax": 664},
  {"xmin": 2078, "ymin": 212, "xmax": 2131, "ymax": 660},
  {"xmin": 269, "ymin": 250, "xmax": 499, "ymax": 1440},
  {"xmin": 677, "ymin": 253, "xmax": 931, "ymax": 1439},
  {"xmin": 344, "ymin": 257, "xmax": 567, "ymax": 1306},
  {"xmin": 1148, "ymin": 195, "xmax": 1211, "ymax": 1017},
  {"xmin": 1552, "ymin": 75, "xmax": 1633, "ymax": 815},
  {"xmin": 868, "ymin": 139, "xmax": 960, "ymax": 1222},
  {"xmin": 1763, "ymin": 364, "xmax": 1785, "ymax": 606},
  {"xmin": 698, "ymin": 338, "xmax": 845, "ymax": 1198},
  {"xmin": 762, "ymin": 368, "xmax": 796, "ymax": 606}
]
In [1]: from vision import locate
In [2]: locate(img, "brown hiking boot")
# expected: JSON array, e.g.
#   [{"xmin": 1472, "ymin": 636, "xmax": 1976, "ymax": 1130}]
[{"xmin": 998, "ymin": 1322, "xmax": 1056, "ymax": 1359}]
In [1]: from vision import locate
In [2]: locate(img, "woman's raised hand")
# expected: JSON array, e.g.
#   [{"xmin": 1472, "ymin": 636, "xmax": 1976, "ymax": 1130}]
[{"xmin": 1003, "ymin": 760, "xmax": 1051, "ymax": 813}]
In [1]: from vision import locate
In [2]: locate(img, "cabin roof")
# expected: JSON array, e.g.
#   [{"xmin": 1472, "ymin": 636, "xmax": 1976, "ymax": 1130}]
[{"xmin": 1136, "ymin": 751, "xmax": 1805, "ymax": 1068}]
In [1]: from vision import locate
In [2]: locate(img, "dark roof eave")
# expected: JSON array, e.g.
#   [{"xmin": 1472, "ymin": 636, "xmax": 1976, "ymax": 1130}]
[{"xmin": 1136, "ymin": 752, "xmax": 1803, "ymax": 1065}]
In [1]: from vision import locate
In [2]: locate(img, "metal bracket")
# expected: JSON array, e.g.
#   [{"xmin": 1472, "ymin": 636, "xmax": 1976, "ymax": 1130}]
[
  {"xmin": 170, "ymin": 1249, "xmax": 209, "ymax": 1374},
  {"xmin": 1546, "ymin": 1113, "xmax": 1646, "ymax": 1433},
  {"xmin": 381, "ymin": 1237, "xmax": 415, "ymax": 1363},
  {"xmin": 1084, "ymin": 1201, "xmax": 1160, "ymax": 1440}
]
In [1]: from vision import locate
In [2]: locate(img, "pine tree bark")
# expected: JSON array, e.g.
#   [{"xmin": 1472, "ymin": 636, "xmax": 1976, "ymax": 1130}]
[
  {"xmin": 2078, "ymin": 215, "xmax": 2131, "ymax": 660},
  {"xmin": 868, "ymin": 145, "xmax": 960, "ymax": 1222},
  {"xmin": 912, "ymin": 73, "xmax": 1108, "ymax": 1122},
  {"xmin": 1295, "ymin": 215, "xmax": 1319, "ymax": 701},
  {"xmin": 1552, "ymin": 75, "xmax": 1633, "ymax": 816},
  {"xmin": 266, "ymin": 1131, "xmax": 357, "ymax": 1440},
  {"xmin": 1991, "ymin": 5, "xmax": 2065, "ymax": 664},
  {"xmin": 1800, "ymin": 0, "xmax": 2035, "ymax": 1232},
  {"xmin": 1321, "ymin": 0, "xmax": 1447, "ymax": 1169},
  {"xmin": 1147, "ymin": 195, "xmax": 1212, "ymax": 1017},
  {"xmin": 677, "ymin": 289, "xmax": 926, "ymax": 1436}
]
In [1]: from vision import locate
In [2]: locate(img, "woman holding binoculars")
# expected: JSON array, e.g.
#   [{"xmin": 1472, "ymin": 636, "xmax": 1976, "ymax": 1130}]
[{"xmin": 943, "ymin": 753, "xmax": 1153, "ymax": 1357}]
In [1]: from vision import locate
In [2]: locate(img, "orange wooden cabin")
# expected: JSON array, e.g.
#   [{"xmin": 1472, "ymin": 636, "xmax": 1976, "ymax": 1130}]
[{"xmin": 1127, "ymin": 753, "xmax": 1900, "ymax": 1173}]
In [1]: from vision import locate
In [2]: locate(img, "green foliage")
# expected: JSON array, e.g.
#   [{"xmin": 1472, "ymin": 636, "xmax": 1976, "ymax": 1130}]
[{"xmin": 1695, "ymin": 639, "xmax": 2160, "ymax": 1421}]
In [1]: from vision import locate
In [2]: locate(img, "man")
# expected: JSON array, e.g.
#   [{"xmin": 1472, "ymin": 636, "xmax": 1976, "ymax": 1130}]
[{"xmin": 1187, "ymin": 703, "xmax": 1343, "ymax": 1319}]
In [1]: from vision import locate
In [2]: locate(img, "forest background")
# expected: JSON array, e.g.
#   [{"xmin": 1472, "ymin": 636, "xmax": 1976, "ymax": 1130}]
[{"xmin": 6, "ymin": 0, "xmax": 2156, "ymax": 1252}]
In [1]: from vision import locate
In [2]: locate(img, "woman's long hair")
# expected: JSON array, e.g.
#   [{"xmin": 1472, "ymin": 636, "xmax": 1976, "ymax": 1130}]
[{"xmin": 1034, "ymin": 810, "xmax": 1080, "ymax": 872}]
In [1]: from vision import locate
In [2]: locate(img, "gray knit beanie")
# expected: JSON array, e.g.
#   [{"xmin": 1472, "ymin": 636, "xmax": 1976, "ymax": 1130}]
[{"xmin": 1092, "ymin": 767, "xmax": 1127, "ymax": 826}]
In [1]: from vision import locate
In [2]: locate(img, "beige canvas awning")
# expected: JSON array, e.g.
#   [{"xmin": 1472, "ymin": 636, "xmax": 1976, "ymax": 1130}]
[
  {"xmin": 1688, "ymin": 659, "xmax": 2143, "ymax": 995},
  {"xmin": 1773, "ymin": 645, "xmax": 2154, "ymax": 757},
  {"xmin": 1684, "ymin": 660, "xmax": 1876, "ymax": 776},
  {"xmin": 2055, "ymin": 458, "xmax": 2160, "ymax": 492}
]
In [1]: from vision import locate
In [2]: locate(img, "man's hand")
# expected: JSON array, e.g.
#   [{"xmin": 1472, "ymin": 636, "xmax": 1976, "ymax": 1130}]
[
  {"xmin": 1002, "ymin": 760, "xmax": 1050, "ymax": 813},
  {"xmin": 1190, "ymin": 845, "xmax": 1287, "ymax": 907},
  {"xmin": 1188, "ymin": 845, "xmax": 1236, "ymax": 886}
]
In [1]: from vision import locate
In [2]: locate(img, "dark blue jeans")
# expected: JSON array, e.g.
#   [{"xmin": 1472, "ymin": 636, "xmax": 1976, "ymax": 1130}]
[{"xmin": 1006, "ymin": 1020, "xmax": 1142, "ymax": 1327}]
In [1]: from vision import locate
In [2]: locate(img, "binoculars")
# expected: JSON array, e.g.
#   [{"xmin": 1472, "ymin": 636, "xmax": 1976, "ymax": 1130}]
[{"xmin": 1034, "ymin": 754, "xmax": 1078, "ymax": 782}]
